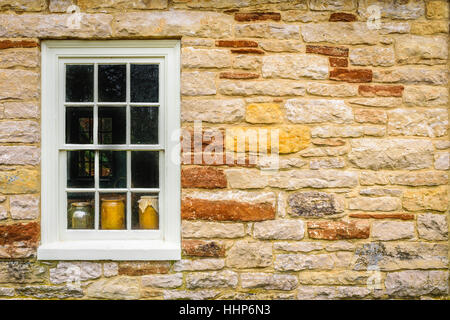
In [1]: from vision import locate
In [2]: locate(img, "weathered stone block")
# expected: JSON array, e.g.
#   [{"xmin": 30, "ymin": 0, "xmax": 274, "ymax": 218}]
[
  {"xmin": 0, "ymin": 13, "xmax": 113, "ymax": 38},
  {"xmin": 219, "ymin": 80, "xmax": 305, "ymax": 96},
  {"xmin": 0, "ymin": 120, "xmax": 39, "ymax": 143},
  {"xmin": 182, "ymin": 221, "xmax": 245, "ymax": 238},
  {"xmin": 50, "ymin": 262, "xmax": 102, "ymax": 284},
  {"xmin": 186, "ymin": 270, "xmax": 238, "ymax": 289},
  {"xmin": 142, "ymin": 274, "xmax": 183, "ymax": 289},
  {"xmin": 306, "ymin": 83, "xmax": 357, "ymax": 97},
  {"xmin": 388, "ymin": 171, "xmax": 448, "ymax": 187},
  {"xmin": 0, "ymin": 69, "xmax": 39, "ymax": 100},
  {"xmin": 310, "ymin": 157, "xmax": 346, "ymax": 169},
  {"xmin": 287, "ymin": 192, "xmax": 343, "ymax": 217},
  {"xmin": 285, "ymin": 99, "xmax": 353, "ymax": 124},
  {"xmin": 173, "ymin": 259, "xmax": 224, "ymax": 272},
  {"xmin": 350, "ymin": 47, "xmax": 395, "ymax": 66},
  {"xmin": 253, "ymin": 219, "xmax": 305, "ymax": 240},
  {"xmin": 349, "ymin": 139, "xmax": 433, "ymax": 170},
  {"xmin": 181, "ymin": 72, "xmax": 216, "ymax": 96},
  {"xmin": 113, "ymin": 11, "xmax": 232, "ymax": 38},
  {"xmin": 372, "ymin": 221, "xmax": 415, "ymax": 240},
  {"xmin": 0, "ymin": 48, "xmax": 39, "ymax": 68},
  {"xmin": 0, "ymin": 146, "xmax": 40, "ymax": 166},
  {"xmin": 403, "ymin": 86, "xmax": 448, "ymax": 107},
  {"xmin": 354, "ymin": 109, "xmax": 387, "ymax": 124},
  {"xmin": 309, "ymin": 0, "xmax": 356, "ymax": 11},
  {"xmin": 9, "ymin": 194, "xmax": 39, "ymax": 220},
  {"xmin": 226, "ymin": 240, "xmax": 272, "ymax": 269},
  {"xmin": 354, "ymin": 242, "xmax": 448, "ymax": 271},
  {"xmin": 426, "ymin": 1, "xmax": 449, "ymax": 19},
  {"xmin": 87, "ymin": 277, "xmax": 140, "ymax": 299},
  {"xmin": 434, "ymin": 152, "xmax": 449, "ymax": 170},
  {"xmin": 269, "ymin": 170, "xmax": 358, "ymax": 189},
  {"xmin": 373, "ymin": 67, "xmax": 448, "ymax": 85},
  {"xmin": 311, "ymin": 125, "xmax": 385, "ymax": 138},
  {"xmin": 78, "ymin": 0, "xmax": 168, "ymax": 10},
  {"xmin": 235, "ymin": 23, "xmax": 300, "ymax": 39},
  {"xmin": 302, "ymin": 22, "xmax": 380, "ymax": 44},
  {"xmin": 241, "ymin": 273, "xmax": 298, "ymax": 291},
  {"xmin": 17, "ymin": 285, "xmax": 84, "ymax": 299},
  {"xmin": 403, "ymin": 187, "xmax": 448, "ymax": 212},
  {"xmin": 385, "ymin": 271, "xmax": 448, "ymax": 297},
  {"xmin": 348, "ymin": 197, "xmax": 401, "ymax": 211},
  {"xmin": 0, "ymin": 261, "xmax": 45, "ymax": 284},
  {"xmin": 182, "ymin": 48, "xmax": 230, "ymax": 69},
  {"xmin": 417, "ymin": 213, "xmax": 448, "ymax": 241},
  {"xmin": 395, "ymin": 35, "xmax": 448, "ymax": 65},
  {"xmin": 358, "ymin": 0, "xmax": 425, "ymax": 20},
  {"xmin": 262, "ymin": 54, "xmax": 329, "ymax": 80},
  {"xmin": 275, "ymin": 252, "xmax": 353, "ymax": 271}
]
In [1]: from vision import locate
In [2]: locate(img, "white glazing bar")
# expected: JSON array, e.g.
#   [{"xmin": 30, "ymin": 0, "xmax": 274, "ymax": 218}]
[
  {"xmin": 126, "ymin": 63, "xmax": 132, "ymax": 230},
  {"xmin": 61, "ymin": 144, "xmax": 163, "ymax": 151},
  {"xmin": 94, "ymin": 63, "xmax": 99, "ymax": 230},
  {"xmin": 94, "ymin": 152, "xmax": 100, "ymax": 230}
]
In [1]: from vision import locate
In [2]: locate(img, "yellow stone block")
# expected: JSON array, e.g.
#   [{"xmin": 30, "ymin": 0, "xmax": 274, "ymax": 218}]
[
  {"xmin": 0, "ymin": 168, "xmax": 40, "ymax": 194},
  {"xmin": 411, "ymin": 21, "xmax": 448, "ymax": 35},
  {"xmin": 403, "ymin": 187, "xmax": 448, "ymax": 212},
  {"xmin": 225, "ymin": 126, "xmax": 310, "ymax": 154},
  {"xmin": 426, "ymin": 1, "xmax": 449, "ymax": 19},
  {"xmin": 245, "ymin": 103, "xmax": 282, "ymax": 124}
]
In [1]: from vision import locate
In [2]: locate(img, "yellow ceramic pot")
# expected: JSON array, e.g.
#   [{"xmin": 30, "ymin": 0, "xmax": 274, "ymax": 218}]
[
  {"xmin": 101, "ymin": 198, "xmax": 125, "ymax": 230},
  {"xmin": 138, "ymin": 196, "xmax": 159, "ymax": 229}
]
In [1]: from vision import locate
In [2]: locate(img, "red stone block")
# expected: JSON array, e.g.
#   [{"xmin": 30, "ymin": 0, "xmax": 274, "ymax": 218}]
[
  {"xmin": 216, "ymin": 40, "xmax": 259, "ymax": 48},
  {"xmin": 182, "ymin": 240, "xmax": 226, "ymax": 257},
  {"xmin": 231, "ymin": 48, "xmax": 265, "ymax": 54},
  {"xmin": 181, "ymin": 167, "xmax": 227, "ymax": 189},
  {"xmin": 235, "ymin": 12, "xmax": 281, "ymax": 22},
  {"xmin": 219, "ymin": 72, "xmax": 259, "ymax": 79},
  {"xmin": 330, "ymin": 68, "xmax": 373, "ymax": 83},
  {"xmin": 118, "ymin": 262, "xmax": 170, "ymax": 276},
  {"xmin": 329, "ymin": 12, "xmax": 357, "ymax": 22},
  {"xmin": 306, "ymin": 45, "xmax": 349, "ymax": 57},
  {"xmin": 349, "ymin": 213, "xmax": 414, "ymax": 220},
  {"xmin": 182, "ymin": 198, "xmax": 275, "ymax": 222},
  {"xmin": 307, "ymin": 220, "xmax": 370, "ymax": 240},
  {"xmin": 329, "ymin": 57, "xmax": 348, "ymax": 67},
  {"xmin": 0, "ymin": 39, "xmax": 39, "ymax": 49},
  {"xmin": 358, "ymin": 85, "xmax": 404, "ymax": 97}
]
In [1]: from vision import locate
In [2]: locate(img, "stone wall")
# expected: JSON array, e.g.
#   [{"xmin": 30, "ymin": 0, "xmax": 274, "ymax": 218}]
[{"xmin": 0, "ymin": 0, "xmax": 449, "ymax": 300}]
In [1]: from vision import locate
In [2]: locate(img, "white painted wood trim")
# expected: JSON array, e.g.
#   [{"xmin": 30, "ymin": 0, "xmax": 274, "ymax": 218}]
[{"xmin": 39, "ymin": 40, "xmax": 181, "ymax": 261}]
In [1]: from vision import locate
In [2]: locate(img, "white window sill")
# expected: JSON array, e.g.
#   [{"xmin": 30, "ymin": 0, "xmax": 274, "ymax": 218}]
[{"xmin": 37, "ymin": 240, "xmax": 181, "ymax": 261}]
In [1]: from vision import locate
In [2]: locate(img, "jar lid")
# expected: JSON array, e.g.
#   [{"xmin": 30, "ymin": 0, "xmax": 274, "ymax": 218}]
[{"xmin": 71, "ymin": 202, "xmax": 91, "ymax": 207}]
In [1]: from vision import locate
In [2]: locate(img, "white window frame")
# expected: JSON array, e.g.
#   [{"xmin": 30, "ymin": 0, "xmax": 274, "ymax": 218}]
[{"xmin": 38, "ymin": 40, "xmax": 181, "ymax": 261}]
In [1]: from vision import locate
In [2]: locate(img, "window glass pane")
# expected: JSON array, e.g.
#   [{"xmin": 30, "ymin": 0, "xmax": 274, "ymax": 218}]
[
  {"xmin": 67, "ymin": 193, "xmax": 95, "ymax": 230},
  {"xmin": 66, "ymin": 65, "xmax": 94, "ymax": 102},
  {"xmin": 98, "ymin": 65, "xmax": 126, "ymax": 102},
  {"xmin": 67, "ymin": 151, "xmax": 95, "ymax": 188},
  {"xmin": 132, "ymin": 193, "xmax": 159, "ymax": 230},
  {"xmin": 99, "ymin": 151, "xmax": 127, "ymax": 189},
  {"xmin": 131, "ymin": 107, "xmax": 158, "ymax": 144},
  {"xmin": 98, "ymin": 107, "xmax": 126, "ymax": 144},
  {"xmin": 131, "ymin": 151, "xmax": 159, "ymax": 188},
  {"xmin": 66, "ymin": 107, "xmax": 93, "ymax": 144},
  {"xmin": 131, "ymin": 64, "xmax": 159, "ymax": 103},
  {"xmin": 100, "ymin": 193, "xmax": 127, "ymax": 230}
]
